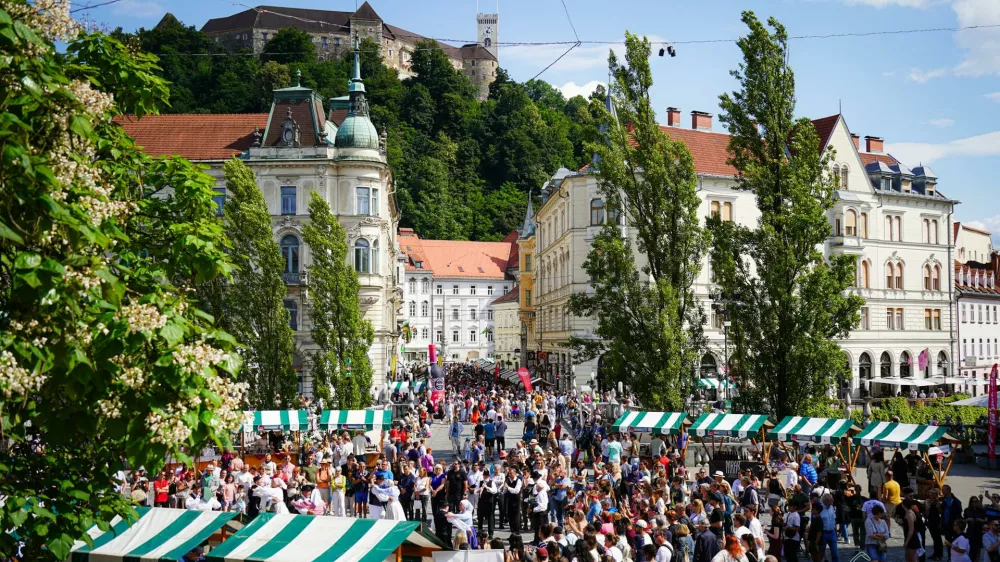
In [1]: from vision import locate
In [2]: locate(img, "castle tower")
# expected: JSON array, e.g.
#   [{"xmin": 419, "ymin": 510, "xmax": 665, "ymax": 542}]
[{"xmin": 477, "ymin": 9, "xmax": 498, "ymax": 61}]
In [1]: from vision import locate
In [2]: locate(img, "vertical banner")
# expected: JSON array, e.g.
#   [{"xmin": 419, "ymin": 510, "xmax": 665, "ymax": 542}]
[
  {"xmin": 429, "ymin": 344, "xmax": 445, "ymax": 408},
  {"xmin": 518, "ymin": 367, "xmax": 532, "ymax": 393},
  {"xmin": 495, "ymin": 361, "xmax": 500, "ymax": 382},
  {"xmin": 390, "ymin": 354, "xmax": 398, "ymax": 380},
  {"xmin": 989, "ymin": 363, "xmax": 997, "ymax": 460}
]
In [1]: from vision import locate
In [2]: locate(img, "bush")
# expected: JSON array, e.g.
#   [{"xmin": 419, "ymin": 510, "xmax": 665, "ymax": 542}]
[{"xmin": 849, "ymin": 397, "xmax": 987, "ymax": 426}]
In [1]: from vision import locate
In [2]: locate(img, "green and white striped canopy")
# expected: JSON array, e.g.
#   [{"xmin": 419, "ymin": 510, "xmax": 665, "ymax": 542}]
[
  {"xmin": 413, "ymin": 380, "xmax": 426, "ymax": 393},
  {"xmin": 612, "ymin": 411, "xmax": 688, "ymax": 435},
  {"xmin": 388, "ymin": 381, "xmax": 410, "ymax": 394},
  {"xmin": 243, "ymin": 410, "xmax": 310, "ymax": 432},
  {"xmin": 853, "ymin": 421, "xmax": 952, "ymax": 451},
  {"xmin": 770, "ymin": 416, "xmax": 859, "ymax": 444},
  {"xmin": 689, "ymin": 413, "xmax": 772, "ymax": 438},
  {"xmin": 71, "ymin": 507, "xmax": 234, "ymax": 562},
  {"xmin": 319, "ymin": 409, "xmax": 393, "ymax": 431},
  {"xmin": 698, "ymin": 378, "xmax": 734, "ymax": 390},
  {"xmin": 206, "ymin": 514, "xmax": 444, "ymax": 562}
]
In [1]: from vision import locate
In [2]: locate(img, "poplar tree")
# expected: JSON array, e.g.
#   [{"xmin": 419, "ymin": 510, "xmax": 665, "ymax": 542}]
[
  {"xmin": 711, "ymin": 12, "xmax": 864, "ymax": 416},
  {"xmin": 303, "ymin": 192, "xmax": 374, "ymax": 408},
  {"xmin": 568, "ymin": 33, "xmax": 708, "ymax": 410},
  {"xmin": 215, "ymin": 158, "xmax": 297, "ymax": 408}
]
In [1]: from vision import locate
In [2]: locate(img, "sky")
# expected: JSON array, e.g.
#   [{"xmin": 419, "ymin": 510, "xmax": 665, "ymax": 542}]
[{"xmin": 84, "ymin": 0, "xmax": 1000, "ymax": 237}]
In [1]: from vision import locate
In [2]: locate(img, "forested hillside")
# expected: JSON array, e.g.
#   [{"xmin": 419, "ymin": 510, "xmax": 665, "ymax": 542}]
[{"xmin": 116, "ymin": 16, "xmax": 602, "ymax": 241}]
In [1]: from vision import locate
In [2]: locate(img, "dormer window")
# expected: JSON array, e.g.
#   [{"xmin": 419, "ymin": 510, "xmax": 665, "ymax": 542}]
[
  {"xmin": 881, "ymin": 177, "xmax": 893, "ymax": 191},
  {"xmin": 902, "ymin": 179, "xmax": 911, "ymax": 193},
  {"xmin": 927, "ymin": 182, "xmax": 936, "ymax": 196}
]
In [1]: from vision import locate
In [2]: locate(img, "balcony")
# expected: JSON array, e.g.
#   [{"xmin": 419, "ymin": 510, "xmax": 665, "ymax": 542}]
[
  {"xmin": 283, "ymin": 271, "xmax": 303, "ymax": 285},
  {"xmin": 829, "ymin": 233, "xmax": 865, "ymax": 254}
]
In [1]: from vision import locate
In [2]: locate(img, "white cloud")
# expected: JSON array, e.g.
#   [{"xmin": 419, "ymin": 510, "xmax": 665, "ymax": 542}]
[
  {"xmin": 907, "ymin": 67, "xmax": 949, "ymax": 83},
  {"xmin": 557, "ymin": 80, "xmax": 603, "ymax": 99},
  {"xmin": 501, "ymin": 35, "xmax": 666, "ymax": 75},
  {"xmin": 952, "ymin": 0, "xmax": 1000, "ymax": 76},
  {"xmin": 925, "ymin": 118, "xmax": 955, "ymax": 127},
  {"xmin": 885, "ymin": 130, "xmax": 1000, "ymax": 165},
  {"xmin": 111, "ymin": 0, "xmax": 163, "ymax": 18},
  {"xmin": 843, "ymin": 0, "xmax": 930, "ymax": 7},
  {"xmin": 986, "ymin": 92, "xmax": 1000, "ymax": 102}
]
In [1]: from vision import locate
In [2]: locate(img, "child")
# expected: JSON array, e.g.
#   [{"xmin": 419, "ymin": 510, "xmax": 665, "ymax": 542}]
[{"xmin": 462, "ymin": 437, "xmax": 473, "ymax": 463}]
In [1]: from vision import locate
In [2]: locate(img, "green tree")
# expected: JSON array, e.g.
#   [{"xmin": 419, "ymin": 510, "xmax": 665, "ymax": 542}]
[
  {"xmin": 206, "ymin": 159, "xmax": 297, "ymax": 409},
  {"xmin": 0, "ymin": 3, "xmax": 245, "ymax": 559},
  {"xmin": 262, "ymin": 28, "xmax": 316, "ymax": 65},
  {"xmin": 568, "ymin": 33, "xmax": 708, "ymax": 410},
  {"xmin": 711, "ymin": 12, "xmax": 864, "ymax": 417},
  {"xmin": 302, "ymin": 193, "xmax": 374, "ymax": 408}
]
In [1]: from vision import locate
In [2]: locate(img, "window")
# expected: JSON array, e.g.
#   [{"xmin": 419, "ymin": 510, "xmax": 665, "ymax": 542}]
[
  {"xmin": 886, "ymin": 263, "xmax": 895, "ymax": 289},
  {"xmin": 964, "ymin": 339, "xmax": 968, "ymax": 357},
  {"xmin": 436, "ymin": 330, "xmax": 442, "ymax": 342},
  {"xmin": 722, "ymin": 202, "xmax": 733, "ymax": 222},
  {"xmin": 841, "ymin": 166, "xmax": 849, "ymax": 189},
  {"xmin": 895, "ymin": 216, "xmax": 902, "ymax": 241},
  {"xmin": 887, "ymin": 308, "xmax": 895, "ymax": 330},
  {"xmin": 486, "ymin": 330, "xmax": 494, "ymax": 342},
  {"xmin": 262, "ymin": 33, "xmax": 269, "ymax": 41},
  {"xmin": 335, "ymin": 37, "xmax": 341, "ymax": 46},
  {"xmin": 933, "ymin": 265, "xmax": 941, "ymax": 291},
  {"xmin": 859, "ymin": 261, "xmax": 870, "ymax": 289},
  {"xmin": 882, "ymin": 178, "xmax": 892, "ymax": 192},
  {"xmin": 895, "ymin": 263, "xmax": 903, "ymax": 289},
  {"xmin": 421, "ymin": 279, "xmax": 430, "ymax": 293},
  {"xmin": 981, "ymin": 339, "xmax": 985, "ymax": 356},
  {"xmin": 452, "ymin": 309, "xmax": 459, "ymax": 320},
  {"xmin": 421, "ymin": 301, "xmax": 429, "ymax": 317},
  {"xmin": 979, "ymin": 304, "xmax": 984, "ymax": 323},
  {"xmin": 934, "ymin": 309, "xmax": 942, "ymax": 330},
  {"xmin": 487, "ymin": 309, "xmax": 494, "ymax": 320},
  {"xmin": 503, "ymin": 285, "xmax": 509, "ymax": 294},
  {"xmin": 356, "ymin": 187, "xmax": 378, "ymax": 216},
  {"xmin": 487, "ymin": 285, "xmax": 494, "ymax": 295},
  {"xmin": 932, "ymin": 219, "xmax": 939, "ymax": 244},
  {"xmin": 525, "ymin": 290, "xmax": 532, "ymax": 306},
  {"xmin": 280, "ymin": 186, "xmax": 296, "ymax": 215},
  {"xmin": 524, "ymin": 254, "xmax": 532, "ymax": 272},
  {"xmin": 469, "ymin": 308, "xmax": 477, "ymax": 320},
  {"xmin": 420, "ymin": 328, "xmax": 428, "ymax": 339},
  {"xmin": 284, "ymin": 299, "xmax": 298, "ymax": 331},
  {"xmin": 354, "ymin": 239, "xmax": 370, "ymax": 273},
  {"xmin": 710, "ymin": 201, "xmax": 720, "ymax": 218},
  {"xmin": 845, "ymin": 210, "xmax": 857, "ymax": 236},
  {"xmin": 409, "ymin": 279, "xmax": 416, "ymax": 294},
  {"xmin": 408, "ymin": 301, "xmax": 416, "ymax": 316},
  {"xmin": 435, "ymin": 308, "xmax": 443, "ymax": 320},
  {"xmin": 436, "ymin": 284, "xmax": 443, "ymax": 295},
  {"xmin": 962, "ymin": 303, "xmax": 967, "ymax": 323},
  {"xmin": 213, "ymin": 188, "xmax": 226, "ymax": 216},
  {"xmin": 924, "ymin": 219, "xmax": 931, "ymax": 243},
  {"xmin": 322, "ymin": 37, "xmax": 328, "ymax": 48},
  {"xmin": 452, "ymin": 285, "xmax": 459, "ymax": 295},
  {"xmin": 452, "ymin": 330, "xmax": 459, "ymax": 342},
  {"xmin": 896, "ymin": 308, "xmax": 904, "ymax": 330},
  {"xmin": 280, "ymin": 235, "xmax": 299, "ymax": 274},
  {"xmin": 470, "ymin": 330, "xmax": 477, "ymax": 342},
  {"xmin": 925, "ymin": 308, "xmax": 933, "ymax": 330},
  {"xmin": 886, "ymin": 215, "xmax": 894, "ymax": 241},
  {"xmin": 711, "ymin": 311, "xmax": 724, "ymax": 330},
  {"xmin": 995, "ymin": 306, "xmax": 998, "ymax": 323},
  {"xmin": 924, "ymin": 265, "xmax": 932, "ymax": 291},
  {"xmin": 900, "ymin": 351, "xmax": 911, "ymax": 378},
  {"xmin": 861, "ymin": 212, "xmax": 869, "ymax": 239},
  {"xmin": 860, "ymin": 307, "xmax": 870, "ymax": 330},
  {"xmin": 470, "ymin": 286, "xmax": 476, "ymax": 295},
  {"xmin": 590, "ymin": 199, "xmax": 606, "ymax": 226}
]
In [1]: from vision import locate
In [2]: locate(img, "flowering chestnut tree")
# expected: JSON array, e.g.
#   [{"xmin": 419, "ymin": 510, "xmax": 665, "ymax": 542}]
[{"xmin": 0, "ymin": 1, "xmax": 246, "ymax": 559}]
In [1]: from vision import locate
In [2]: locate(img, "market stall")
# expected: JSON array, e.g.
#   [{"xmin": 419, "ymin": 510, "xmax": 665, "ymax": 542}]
[
  {"xmin": 319, "ymin": 409, "xmax": 393, "ymax": 467},
  {"xmin": 769, "ymin": 416, "xmax": 862, "ymax": 480},
  {"xmin": 853, "ymin": 421, "xmax": 959, "ymax": 489},
  {"xmin": 612, "ymin": 411, "xmax": 689, "ymax": 463},
  {"xmin": 206, "ymin": 514, "xmax": 447, "ymax": 562},
  {"xmin": 69, "ymin": 507, "xmax": 235, "ymax": 561},
  {"xmin": 239, "ymin": 409, "xmax": 313, "ymax": 468},
  {"xmin": 688, "ymin": 413, "xmax": 773, "ymax": 479}
]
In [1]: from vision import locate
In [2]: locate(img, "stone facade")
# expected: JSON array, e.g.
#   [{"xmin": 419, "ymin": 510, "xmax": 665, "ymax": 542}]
[{"xmin": 953, "ymin": 224, "xmax": 1000, "ymax": 396}]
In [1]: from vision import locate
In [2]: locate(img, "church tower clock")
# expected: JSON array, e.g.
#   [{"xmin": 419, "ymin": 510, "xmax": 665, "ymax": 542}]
[{"xmin": 476, "ymin": 8, "xmax": 498, "ymax": 61}]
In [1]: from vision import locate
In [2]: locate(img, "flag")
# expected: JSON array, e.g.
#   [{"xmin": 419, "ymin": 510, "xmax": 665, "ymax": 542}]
[
  {"xmin": 517, "ymin": 367, "xmax": 532, "ymax": 393},
  {"xmin": 494, "ymin": 361, "xmax": 500, "ymax": 382},
  {"xmin": 989, "ymin": 363, "xmax": 997, "ymax": 460},
  {"xmin": 917, "ymin": 348, "xmax": 930, "ymax": 372}
]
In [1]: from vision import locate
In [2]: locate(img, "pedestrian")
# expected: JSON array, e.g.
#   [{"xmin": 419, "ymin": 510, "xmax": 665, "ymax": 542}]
[{"xmin": 865, "ymin": 505, "xmax": 890, "ymax": 562}]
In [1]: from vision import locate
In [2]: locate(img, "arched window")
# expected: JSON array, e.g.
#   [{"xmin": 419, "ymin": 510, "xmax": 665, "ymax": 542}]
[
  {"xmin": 899, "ymin": 351, "xmax": 911, "ymax": 378},
  {"xmin": 408, "ymin": 301, "xmax": 416, "ymax": 316},
  {"xmin": 859, "ymin": 352, "xmax": 872, "ymax": 380},
  {"xmin": 937, "ymin": 351, "xmax": 948, "ymax": 378},
  {"xmin": 354, "ymin": 239, "xmax": 370, "ymax": 273},
  {"xmin": 484, "ymin": 37, "xmax": 491, "ymax": 48},
  {"xmin": 846, "ymin": 209, "xmax": 857, "ymax": 236},
  {"xmin": 590, "ymin": 199, "xmax": 606, "ymax": 225},
  {"xmin": 832, "ymin": 164, "xmax": 840, "ymax": 185},
  {"xmin": 372, "ymin": 239, "xmax": 379, "ymax": 273},
  {"xmin": 421, "ymin": 301, "xmax": 429, "ymax": 317},
  {"xmin": 896, "ymin": 262, "xmax": 904, "ymax": 289},
  {"xmin": 841, "ymin": 166, "xmax": 849, "ymax": 190},
  {"xmin": 886, "ymin": 263, "xmax": 895, "ymax": 289},
  {"xmin": 408, "ymin": 278, "xmax": 416, "ymax": 294},
  {"xmin": 421, "ymin": 278, "xmax": 430, "ymax": 293},
  {"xmin": 860, "ymin": 260, "xmax": 870, "ymax": 289},
  {"xmin": 280, "ymin": 235, "xmax": 299, "ymax": 274},
  {"xmin": 284, "ymin": 299, "xmax": 298, "ymax": 331},
  {"xmin": 924, "ymin": 265, "xmax": 932, "ymax": 291},
  {"xmin": 700, "ymin": 353, "xmax": 718, "ymax": 376},
  {"xmin": 880, "ymin": 351, "xmax": 892, "ymax": 378},
  {"xmin": 933, "ymin": 265, "xmax": 941, "ymax": 291}
]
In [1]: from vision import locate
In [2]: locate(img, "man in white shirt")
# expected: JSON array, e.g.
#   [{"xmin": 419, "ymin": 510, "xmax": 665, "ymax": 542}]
[
  {"xmin": 260, "ymin": 453, "xmax": 277, "ymax": 478},
  {"xmin": 467, "ymin": 463, "xmax": 484, "ymax": 515},
  {"xmin": 352, "ymin": 432, "xmax": 370, "ymax": 464},
  {"xmin": 746, "ymin": 506, "xmax": 766, "ymax": 561},
  {"xmin": 531, "ymin": 480, "xmax": 550, "ymax": 542},
  {"xmin": 653, "ymin": 530, "xmax": 673, "ymax": 562}
]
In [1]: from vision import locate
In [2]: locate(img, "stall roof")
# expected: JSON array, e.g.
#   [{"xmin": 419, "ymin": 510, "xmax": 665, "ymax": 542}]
[
  {"xmin": 413, "ymin": 380, "xmax": 426, "ymax": 393},
  {"xmin": 244, "ymin": 410, "xmax": 310, "ymax": 432},
  {"xmin": 319, "ymin": 409, "xmax": 393, "ymax": 431},
  {"xmin": 71, "ymin": 508, "xmax": 235, "ymax": 562},
  {"xmin": 689, "ymin": 413, "xmax": 772, "ymax": 437},
  {"xmin": 769, "ymin": 416, "xmax": 860, "ymax": 444},
  {"xmin": 206, "ymin": 514, "xmax": 445, "ymax": 562},
  {"xmin": 853, "ymin": 421, "xmax": 955, "ymax": 450},
  {"xmin": 698, "ymin": 378, "xmax": 734, "ymax": 390},
  {"xmin": 869, "ymin": 376, "xmax": 949, "ymax": 387},
  {"xmin": 387, "ymin": 381, "xmax": 410, "ymax": 393},
  {"xmin": 612, "ymin": 411, "xmax": 688, "ymax": 435}
]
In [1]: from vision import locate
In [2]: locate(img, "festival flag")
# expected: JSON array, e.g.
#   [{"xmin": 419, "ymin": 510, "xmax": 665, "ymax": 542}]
[
  {"xmin": 518, "ymin": 367, "xmax": 532, "ymax": 393},
  {"xmin": 494, "ymin": 361, "xmax": 500, "ymax": 382},
  {"xmin": 918, "ymin": 348, "xmax": 930, "ymax": 372},
  {"xmin": 989, "ymin": 363, "xmax": 997, "ymax": 460}
]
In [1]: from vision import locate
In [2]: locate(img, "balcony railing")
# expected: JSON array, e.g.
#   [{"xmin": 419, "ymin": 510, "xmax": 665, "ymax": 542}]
[{"xmin": 283, "ymin": 271, "xmax": 302, "ymax": 285}]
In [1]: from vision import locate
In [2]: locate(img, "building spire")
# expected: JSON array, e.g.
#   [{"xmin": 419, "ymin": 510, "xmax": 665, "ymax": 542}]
[{"xmin": 520, "ymin": 188, "xmax": 535, "ymax": 237}]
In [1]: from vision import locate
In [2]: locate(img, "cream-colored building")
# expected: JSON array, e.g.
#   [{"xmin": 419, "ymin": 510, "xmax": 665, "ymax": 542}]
[
  {"xmin": 533, "ymin": 109, "xmax": 958, "ymax": 397},
  {"xmin": 120, "ymin": 45, "xmax": 401, "ymax": 398},
  {"xmin": 490, "ymin": 286, "xmax": 522, "ymax": 370}
]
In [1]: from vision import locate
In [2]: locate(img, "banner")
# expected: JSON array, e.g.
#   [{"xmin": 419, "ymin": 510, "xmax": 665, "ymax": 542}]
[
  {"xmin": 918, "ymin": 348, "xmax": 930, "ymax": 373},
  {"xmin": 989, "ymin": 363, "xmax": 997, "ymax": 460},
  {"xmin": 429, "ymin": 345, "xmax": 445, "ymax": 407},
  {"xmin": 518, "ymin": 367, "xmax": 532, "ymax": 393},
  {"xmin": 390, "ymin": 354, "xmax": 398, "ymax": 380},
  {"xmin": 494, "ymin": 361, "xmax": 500, "ymax": 382}
]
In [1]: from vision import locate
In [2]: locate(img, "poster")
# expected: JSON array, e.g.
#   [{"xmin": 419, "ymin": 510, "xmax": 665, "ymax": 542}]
[
  {"xmin": 989, "ymin": 363, "xmax": 997, "ymax": 460},
  {"xmin": 518, "ymin": 367, "xmax": 532, "ymax": 393}
]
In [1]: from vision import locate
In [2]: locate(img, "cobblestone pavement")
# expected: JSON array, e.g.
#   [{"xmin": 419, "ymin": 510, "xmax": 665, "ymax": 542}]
[{"xmin": 421, "ymin": 416, "xmax": 1000, "ymax": 559}]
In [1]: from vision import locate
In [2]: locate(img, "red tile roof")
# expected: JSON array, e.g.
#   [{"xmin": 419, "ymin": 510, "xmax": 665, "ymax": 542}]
[
  {"xmin": 502, "ymin": 230, "xmax": 520, "ymax": 271},
  {"xmin": 859, "ymin": 152, "xmax": 899, "ymax": 167},
  {"xmin": 811, "ymin": 115, "xmax": 840, "ymax": 151},
  {"xmin": 491, "ymin": 284, "xmax": 520, "ymax": 305},
  {"xmin": 115, "ymin": 114, "xmax": 268, "ymax": 161},
  {"xmin": 398, "ymin": 230, "xmax": 514, "ymax": 279},
  {"xmin": 659, "ymin": 126, "xmax": 738, "ymax": 177}
]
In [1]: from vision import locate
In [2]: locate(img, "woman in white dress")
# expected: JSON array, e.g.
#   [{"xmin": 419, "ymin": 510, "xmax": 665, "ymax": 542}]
[{"xmin": 371, "ymin": 482, "xmax": 406, "ymax": 520}]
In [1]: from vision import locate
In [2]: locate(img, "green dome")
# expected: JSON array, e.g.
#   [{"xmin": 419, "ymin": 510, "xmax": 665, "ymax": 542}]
[{"xmin": 334, "ymin": 114, "xmax": 380, "ymax": 150}]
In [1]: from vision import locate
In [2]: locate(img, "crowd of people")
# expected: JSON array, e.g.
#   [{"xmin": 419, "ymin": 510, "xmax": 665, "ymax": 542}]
[{"xmin": 112, "ymin": 363, "xmax": 1000, "ymax": 562}]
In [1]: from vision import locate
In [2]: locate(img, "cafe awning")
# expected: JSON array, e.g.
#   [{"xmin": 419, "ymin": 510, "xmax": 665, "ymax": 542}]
[
  {"xmin": 853, "ymin": 421, "xmax": 954, "ymax": 450},
  {"xmin": 769, "ymin": 416, "xmax": 860, "ymax": 444},
  {"xmin": 868, "ymin": 376, "xmax": 948, "ymax": 387},
  {"xmin": 612, "ymin": 411, "xmax": 688, "ymax": 435},
  {"xmin": 412, "ymin": 380, "xmax": 426, "ymax": 393},
  {"xmin": 319, "ymin": 409, "xmax": 393, "ymax": 431},
  {"xmin": 698, "ymin": 378, "xmax": 734, "ymax": 390},
  {"xmin": 71, "ymin": 507, "xmax": 235, "ymax": 561},
  {"xmin": 689, "ymin": 413, "xmax": 772, "ymax": 438},
  {"xmin": 243, "ymin": 410, "xmax": 310, "ymax": 432},
  {"xmin": 206, "ymin": 514, "xmax": 445, "ymax": 562}
]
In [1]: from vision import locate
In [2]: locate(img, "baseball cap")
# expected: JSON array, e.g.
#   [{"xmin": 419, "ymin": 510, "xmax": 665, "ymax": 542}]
[{"xmin": 636, "ymin": 520, "xmax": 648, "ymax": 528}]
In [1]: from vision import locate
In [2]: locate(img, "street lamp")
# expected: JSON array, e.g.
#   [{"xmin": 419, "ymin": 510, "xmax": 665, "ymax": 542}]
[{"xmin": 723, "ymin": 320, "xmax": 732, "ymax": 402}]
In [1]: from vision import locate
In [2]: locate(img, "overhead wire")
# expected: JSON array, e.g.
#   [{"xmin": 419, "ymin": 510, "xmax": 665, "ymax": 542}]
[
  {"xmin": 530, "ymin": 0, "xmax": 581, "ymax": 80},
  {"xmin": 70, "ymin": 0, "xmax": 125, "ymax": 13}
]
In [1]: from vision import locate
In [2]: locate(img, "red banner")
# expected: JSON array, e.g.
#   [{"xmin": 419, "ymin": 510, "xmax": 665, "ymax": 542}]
[
  {"xmin": 494, "ymin": 362, "xmax": 500, "ymax": 382},
  {"xmin": 518, "ymin": 367, "xmax": 532, "ymax": 393},
  {"xmin": 989, "ymin": 363, "xmax": 997, "ymax": 460}
]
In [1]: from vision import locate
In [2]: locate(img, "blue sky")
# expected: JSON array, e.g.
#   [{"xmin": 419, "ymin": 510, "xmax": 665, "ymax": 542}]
[{"xmin": 88, "ymin": 0, "xmax": 1000, "ymax": 235}]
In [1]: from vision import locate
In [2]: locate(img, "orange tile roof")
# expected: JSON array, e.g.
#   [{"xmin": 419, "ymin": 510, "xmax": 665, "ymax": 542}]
[
  {"xmin": 491, "ymin": 284, "xmax": 520, "ymax": 305},
  {"xmin": 398, "ymin": 230, "xmax": 514, "ymax": 279},
  {"xmin": 859, "ymin": 152, "xmax": 899, "ymax": 167},
  {"xmin": 811, "ymin": 115, "xmax": 840, "ymax": 151},
  {"xmin": 115, "ymin": 114, "xmax": 268, "ymax": 161},
  {"xmin": 659, "ymin": 126, "xmax": 738, "ymax": 177}
]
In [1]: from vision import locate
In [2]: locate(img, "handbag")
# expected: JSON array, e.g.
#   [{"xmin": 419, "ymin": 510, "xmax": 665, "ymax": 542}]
[{"xmin": 876, "ymin": 539, "xmax": 888, "ymax": 553}]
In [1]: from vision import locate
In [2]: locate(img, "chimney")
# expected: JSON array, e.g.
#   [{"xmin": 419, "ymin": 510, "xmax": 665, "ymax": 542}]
[
  {"xmin": 666, "ymin": 107, "xmax": 681, "ymax": 127},
  {"xmin": 865, "ymin": 135, "xmax": 884, "ymax": 153},
  {"xmin": 691, "ymin": 110, "xmax": 713, "ymax": 131},
  {"xmin": 851, "ymin": 133, "xmax": 860, "ymax": 150}
]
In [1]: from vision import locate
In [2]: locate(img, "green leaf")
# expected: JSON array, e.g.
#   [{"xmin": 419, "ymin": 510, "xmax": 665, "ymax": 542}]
[
  {"xmin": 48, "ymin": 534, "xmax": 75, "ymax": 560},
  {"xmin": 0, "ymin": 221, "xmax": 23, "ymax": 243},
  {"xmin": 159, "ymin": 323, "xmax": 184, "ymax": 346},
  {"xmin": 69, "ymin": 115, "xmax": 93, "ymax": 138},
  {"xmin": 14, "ymin": 252, "xmax": 41, "ymax": 269}
]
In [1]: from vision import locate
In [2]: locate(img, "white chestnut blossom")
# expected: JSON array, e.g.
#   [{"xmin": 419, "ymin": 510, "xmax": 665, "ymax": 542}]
[
  {"xmin": 173, "ymin": 342, "xmax": 230, "ymax": 375},
  {"xmin": 97, "ymin": 396, "xmax": 122, "ymax": 418},
  {"xmin": 146, "ymin": 403, "xmax": 192, "ymax": 446},
  {"xmin": 118, "ymin": 366, "xmax": 145, "ymax": 389},
  {"xmin": 0, "ymin": 350, "xmax": 47, "ymax": 398},
  {"xmin": 118, "ymin": 302, "xmax": 167, "ymax": 335}
]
